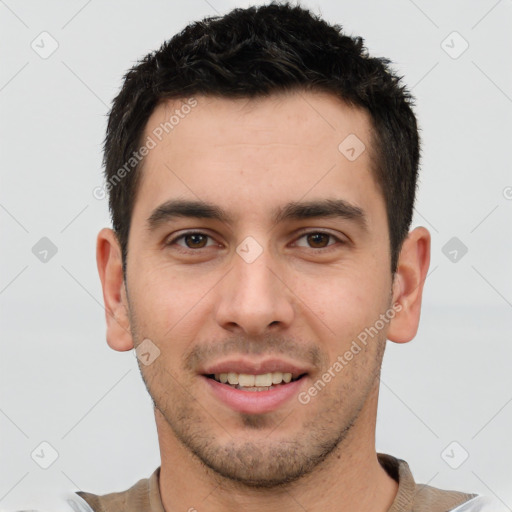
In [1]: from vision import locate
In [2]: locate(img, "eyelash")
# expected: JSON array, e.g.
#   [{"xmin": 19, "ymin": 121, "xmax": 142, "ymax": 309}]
[{"xmin": 165, "ymin": 230, "xmax": 345, "ymax": 253}]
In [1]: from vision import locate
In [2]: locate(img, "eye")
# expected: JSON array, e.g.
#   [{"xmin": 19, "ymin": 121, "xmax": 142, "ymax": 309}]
[
  {"xmin": 166, "ymin": 232, "xmax": 218, "ymax": 250},
  {"xmin": 293, "ymin": 231, "xmax": 343, "ymax": 249},
  {"xmin": 165, "ymin": 230, "xmax": 345, "ymax": 253}
]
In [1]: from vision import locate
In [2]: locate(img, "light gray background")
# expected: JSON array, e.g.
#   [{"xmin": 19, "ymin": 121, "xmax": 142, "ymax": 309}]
[{"xmin": 1, "ymin": 0, "xmax": 511, "ymax": 508}]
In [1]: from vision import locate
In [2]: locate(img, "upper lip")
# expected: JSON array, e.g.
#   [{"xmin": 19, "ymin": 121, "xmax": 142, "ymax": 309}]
[{"xmin": 200, "ymin": 358, "xmax": 312, "ymax": 378}]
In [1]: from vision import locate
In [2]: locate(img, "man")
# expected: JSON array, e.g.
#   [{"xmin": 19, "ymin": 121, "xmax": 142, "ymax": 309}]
[{"xmin": 71, "ymin": 2, "xmax": 499, "ymax": 511}]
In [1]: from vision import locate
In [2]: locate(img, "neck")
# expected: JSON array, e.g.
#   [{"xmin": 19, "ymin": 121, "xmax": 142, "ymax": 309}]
[{"xmin": 156, "ymin": 385, "xmax": 398, "ymax": 511}]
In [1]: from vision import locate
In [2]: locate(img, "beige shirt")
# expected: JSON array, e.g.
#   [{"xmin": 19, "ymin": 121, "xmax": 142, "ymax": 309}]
[{"xmin": 75, "ymin": 453, "xmax": 478, "ymax": 512}]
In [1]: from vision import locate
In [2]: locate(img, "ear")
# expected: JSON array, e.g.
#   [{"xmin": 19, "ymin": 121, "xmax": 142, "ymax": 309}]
[
  {"xmin": 96, "ymin": 227, "xmax": 134, "ymax": 351},
  {"xmin": 387, "ymin": 226, "xmax": 431, "ymax": 344}
]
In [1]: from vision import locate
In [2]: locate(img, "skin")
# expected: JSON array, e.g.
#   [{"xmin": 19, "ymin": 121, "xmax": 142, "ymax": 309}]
[{"xmin": 97, "ymin": 90, "xmax": 430, "ymax": 511}]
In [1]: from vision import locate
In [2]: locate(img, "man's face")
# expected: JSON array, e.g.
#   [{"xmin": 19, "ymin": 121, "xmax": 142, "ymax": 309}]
[{"xmin": 123, "ymin": 91, "xmax": 394, "ymax": 486}]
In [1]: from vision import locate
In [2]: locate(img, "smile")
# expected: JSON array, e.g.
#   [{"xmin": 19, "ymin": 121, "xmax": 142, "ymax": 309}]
[
  {"xmin": 207, "ymin": 371, "xmax": 304, "ymax": 391},
  {"xmin": 201, "ymin": 368, "xmax": 308, "ymax": 414}
]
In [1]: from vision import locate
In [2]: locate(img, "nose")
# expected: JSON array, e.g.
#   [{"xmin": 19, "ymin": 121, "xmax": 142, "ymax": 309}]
[{"xmin": 214, "ymin": 247, "xmax": 295, "ymax": 337}]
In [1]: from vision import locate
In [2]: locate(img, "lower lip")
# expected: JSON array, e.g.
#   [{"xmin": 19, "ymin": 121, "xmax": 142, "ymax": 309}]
[{"xmin": 202, "ymin": 376, "xmax": 306, "ymax": 414}]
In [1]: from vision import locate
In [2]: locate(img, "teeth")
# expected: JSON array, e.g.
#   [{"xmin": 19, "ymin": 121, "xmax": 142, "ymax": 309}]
[
  {"xmin": 272, "ymin": 372, "xmax": 282, "ymax": 384},
  {"xmin": 238, "ymin": 374, "xmax": 255, "ymax": 387},
  {"xmin": 213, "ymin": 371, "xmax": 294, "ymax": 386},
  {"xmin": 255, "ymin": 373, "xmax": 272, "ymax": 387}
]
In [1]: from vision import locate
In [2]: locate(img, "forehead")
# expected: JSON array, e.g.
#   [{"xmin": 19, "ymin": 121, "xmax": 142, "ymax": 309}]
[
  {"xmin": 144, "ymin": 91, "xmax": 373, "ymax": 156},
  {"xmin": 132, "ymin": 91, "xmax": 383, "ymax": 227}
]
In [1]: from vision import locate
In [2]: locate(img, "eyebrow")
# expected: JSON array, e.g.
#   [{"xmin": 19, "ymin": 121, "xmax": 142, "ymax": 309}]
[{"xmin": 146, "ymin": 198, "xmax": 368, "ymax": 232}]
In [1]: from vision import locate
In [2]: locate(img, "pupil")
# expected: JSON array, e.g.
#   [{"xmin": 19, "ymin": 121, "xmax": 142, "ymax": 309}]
[
  {"xmin": 186, "ymin": 234, "xmax": 207, "ymax": 248},
  {"xmin": 308, "ymin": 233, "xmax": 328, "ymax": 248},
  {"xmin": 184, "ymin": 234, "xmax": 329, "ymax": 249}
]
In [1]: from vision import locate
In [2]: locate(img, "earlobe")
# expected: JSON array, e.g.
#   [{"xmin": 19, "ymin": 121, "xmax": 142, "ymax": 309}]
[
  {"xmin": 96, "ymin": 228, "xmax": 134, "ymax": 352},
  {"xmin": 387, "ymin": 226, "xmax": 431, "ymax": 344}
]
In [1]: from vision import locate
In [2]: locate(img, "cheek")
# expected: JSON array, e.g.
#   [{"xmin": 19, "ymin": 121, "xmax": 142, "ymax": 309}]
[
  {"xmin": 294, "ymin": 266, "xmax": 390, "ymax": 346},
  {"xmin": 131, "ymin": 261, "xmax": 191, "ymax": 311},
  {"xmin": 128, "ymin": 263, "xmax": 218, "ymax": 349}
]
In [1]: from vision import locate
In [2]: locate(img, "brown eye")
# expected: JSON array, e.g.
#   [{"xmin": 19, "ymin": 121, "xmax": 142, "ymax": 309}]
[
  {"xmin": 306, "ymin": 233, "xmax": 331, "ymax": 248},
  {"xmin": 183, "ymin": 233, "xmax": 208, "ymax": 248},
  {"xmin": 294, "ymin": 231, "xmax": 340, "ymax": 249},
  {"xmin": 166, "ymin": 232, "xmax": 216, "ymax": 250}
]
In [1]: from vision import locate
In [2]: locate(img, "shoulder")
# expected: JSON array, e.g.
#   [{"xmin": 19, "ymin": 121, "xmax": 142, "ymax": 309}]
[
  {"xmin": 72, "ymin": 467, "xmax": 160, "ymax": 512},
  {"xmin": 377, "ymin": 453, "xmax": 498, "ymax": 512},
  {"xmin": 3, "ymin": 493, "xmax": 95, "ymax": 512},
  {"xmin": 412, "ymin": 482, "xmax": 479, "ymax": 512},
  {"xmin": 448, "ymin": 495, "xmax": 512, "ymax": 512},
  {"xmin": 6, "ymin": 468, "xmax": 160, "ymax": 512}
]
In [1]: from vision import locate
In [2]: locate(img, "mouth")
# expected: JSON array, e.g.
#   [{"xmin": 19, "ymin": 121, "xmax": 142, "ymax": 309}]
[
  {"xmin": 205, "ymin": 371, "xmax": 307, "ymax": 392},
  {"xmin": 200, "ymin": 360, "xmax": 310, "ymax": 414}
]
